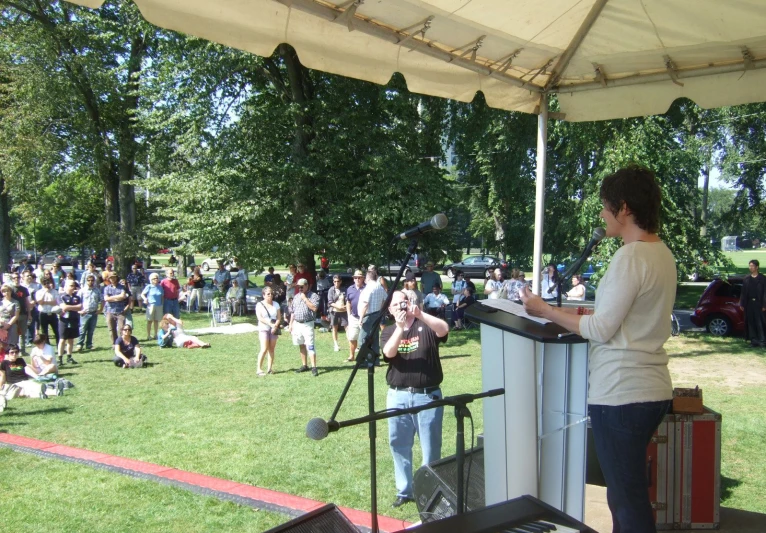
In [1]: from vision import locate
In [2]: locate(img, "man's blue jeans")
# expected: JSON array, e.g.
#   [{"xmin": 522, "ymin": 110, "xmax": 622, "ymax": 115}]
[
  {"xmin": 387, "ymin": 387, "xmax": 444, "ymax": 499},
  {"xmin": 589, "ymin": 400, "xmax": 671, "ymax": 533},
  {"xmin": 163, "ymin": 298, "xmax": 180, "ymax": 319},
  {"xmin": 78, "ymin": 313, "xmax": 98, "ymax": 349}
]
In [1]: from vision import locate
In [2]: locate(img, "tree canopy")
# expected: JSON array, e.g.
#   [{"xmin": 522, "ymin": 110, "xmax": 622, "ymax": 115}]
[{"xmin": 1, "ymin": 0, "xmax": 763, "ymax": 279}]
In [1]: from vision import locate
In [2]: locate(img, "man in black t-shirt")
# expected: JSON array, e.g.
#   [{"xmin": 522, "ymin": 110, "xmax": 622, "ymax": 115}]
[
  {"xmin": 380, "ymin": 290, "xmax": 449, "ymax": 509},
  {"xmin": 9, "ymin": 273, "xmax": 30, "ymax": 354}
]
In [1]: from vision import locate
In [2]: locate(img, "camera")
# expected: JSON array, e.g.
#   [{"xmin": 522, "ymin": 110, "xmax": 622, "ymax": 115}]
[{"xmin": 398, "ymin": 301, "xmax": 408, "ymax": 310}]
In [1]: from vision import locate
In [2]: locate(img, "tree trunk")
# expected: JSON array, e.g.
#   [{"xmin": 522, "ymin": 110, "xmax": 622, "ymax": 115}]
[
  {"xmin": 0, "ymin": 175, "xmax": 10, "ymax": 272},
  {"xmin": 700, "ymin": 156, "xmax": 711, "ymax": 238}
]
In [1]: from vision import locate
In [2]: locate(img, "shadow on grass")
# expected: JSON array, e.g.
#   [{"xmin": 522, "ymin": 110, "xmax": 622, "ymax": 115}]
[
  {"xmin": 442, "ymin": 329, "xmax": 482, "ymax": 348},
  {"xmin": 440, "ymin": 353, "xmax": 474, "ymax": 361},
  {"xmin": 721, "ymin": 475, "xmax": 742, "ymax": 501},
  {"xmin": 3, "ymin": 406, "xmax": 72, "ymax": 417}
]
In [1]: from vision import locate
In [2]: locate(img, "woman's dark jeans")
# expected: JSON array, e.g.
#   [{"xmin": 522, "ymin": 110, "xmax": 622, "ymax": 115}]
[{"xmin": 589, "ymin": 400, "xmax": 672, "ymax": 533}]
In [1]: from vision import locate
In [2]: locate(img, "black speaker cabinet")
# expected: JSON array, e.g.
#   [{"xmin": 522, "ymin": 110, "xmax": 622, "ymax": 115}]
[
  {"xmin": 413, "ymin": 446, "xmax": 485, "ymax": 523},
  {"xmin": 262, "ymin": 503, "xmax": 359, "ymax": 533}
]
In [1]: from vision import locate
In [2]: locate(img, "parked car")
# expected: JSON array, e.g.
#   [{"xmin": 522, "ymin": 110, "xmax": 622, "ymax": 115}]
[
  {"xmin": 199, "ymin": 257, "xmax": 239, "ymax": 272},
  {"xmin": 443, "ymin": 255, "xmax": 508, "ymax": 279},
  {"xmin": 377, "ymin": 257, "xmax": 423, "ymax": 277},
  {"xmin": 689, "ymin": 276, "xmax": 745, "ymax": 337},
  {"xmin": 41, "ymin": 250, "xmax": 73, "ymax": 266},
  {"xmin": 184, "ymin": 276, "xmax": 262, "ymax": 313},
  {"xmin": 557, "ymin": 262, "xmax": 598, "ymax": 281}
]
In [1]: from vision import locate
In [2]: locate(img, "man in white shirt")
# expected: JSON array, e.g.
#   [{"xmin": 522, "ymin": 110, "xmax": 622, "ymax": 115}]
[
  {"xmin": 358, "ymin": 265, "xmax": 387, "ymax": 365},
  {"xmin": 423, "ymin": 285, "xmax": 450, "ymax": 319}
]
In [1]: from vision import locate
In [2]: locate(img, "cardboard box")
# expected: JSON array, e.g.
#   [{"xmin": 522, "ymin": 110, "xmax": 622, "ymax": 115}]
[{"xmin": 673, "ymin": 387, "xmax": 704, "ymax": 414}]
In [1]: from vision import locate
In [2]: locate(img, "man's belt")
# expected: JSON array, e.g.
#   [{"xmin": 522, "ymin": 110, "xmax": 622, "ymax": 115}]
[{"xmin": 390, "ymin": 386, "xmax": 440, "ymax": 394}]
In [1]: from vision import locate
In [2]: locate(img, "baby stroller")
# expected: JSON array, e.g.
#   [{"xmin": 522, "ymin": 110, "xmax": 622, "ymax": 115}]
[{"xmin": 211, "ymin": 297, "xmax": 232, "ymax": 327}]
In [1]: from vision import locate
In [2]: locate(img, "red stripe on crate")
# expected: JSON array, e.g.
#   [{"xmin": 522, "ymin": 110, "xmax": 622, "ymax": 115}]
[
  {"xmin": 0, "ymin": 433, "xmax": 413, "ymax": 532},
  {"xmin": 691, "ymin": 420, "xmax": 716, "ymax": 523}
]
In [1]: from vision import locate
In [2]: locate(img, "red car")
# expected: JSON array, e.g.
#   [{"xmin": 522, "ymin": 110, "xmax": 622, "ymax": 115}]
[{"xmin": 689, "ymin": 277, "xmax": 745, "ymax": 336}]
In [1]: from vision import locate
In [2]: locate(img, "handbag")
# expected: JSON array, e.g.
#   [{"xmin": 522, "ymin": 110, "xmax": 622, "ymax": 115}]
[{"xmin": 259, "ymin": 302, "xmax": 281, "ymax": 335}]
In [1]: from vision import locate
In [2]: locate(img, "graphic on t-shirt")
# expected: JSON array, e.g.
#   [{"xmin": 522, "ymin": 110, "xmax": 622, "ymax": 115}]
[
  {"xmin": 6, "ymin": 362, "xmax": 24, "ymax": 374},
  {"xmin": 398, "ymin": 335, "xmax": 420, "ymax": 354}
]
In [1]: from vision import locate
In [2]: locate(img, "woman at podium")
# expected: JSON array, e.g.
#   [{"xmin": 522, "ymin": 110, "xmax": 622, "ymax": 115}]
[{"xmin": 521, "ymin": 165, "xmax": 675, "ymax": 533}]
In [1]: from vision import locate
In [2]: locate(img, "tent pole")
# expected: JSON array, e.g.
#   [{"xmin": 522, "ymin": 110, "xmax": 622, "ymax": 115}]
[{"xmin": 532, "ymin": 94, "xmax": 548, "ymax": 295}]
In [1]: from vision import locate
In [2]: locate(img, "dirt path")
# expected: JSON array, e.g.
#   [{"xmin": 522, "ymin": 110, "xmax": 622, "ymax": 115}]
[{"xmin": 670, "ymin": 353, "xmax": 766, "ymax": 389}]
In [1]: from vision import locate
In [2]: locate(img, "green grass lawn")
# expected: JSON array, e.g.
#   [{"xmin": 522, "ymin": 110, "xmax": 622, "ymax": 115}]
[{"xmin": 2, "ymin": 310, "xmax": 765, "ymax": 531}]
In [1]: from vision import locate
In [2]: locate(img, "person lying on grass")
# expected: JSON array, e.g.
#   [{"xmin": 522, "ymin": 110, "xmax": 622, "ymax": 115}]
[
  {"xmin": 113, "ymin": 324, "xmax": 147, "ymax": 368},
  {"xmin": 0, "ymin": 344, "xmax": 64, "ymax": 405},
  {"xmin": 157, "ymin": 314, "xmax": 211, "ymax": 349}
]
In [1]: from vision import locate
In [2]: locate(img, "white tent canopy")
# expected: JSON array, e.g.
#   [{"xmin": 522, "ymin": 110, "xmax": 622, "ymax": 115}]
[
  {"xmin": 69, "ymin": 0, "xmax": 766, "ymax": 121},
  {"xmin": 67, "ymin": 0, "xmax": 766, "ymax": 290}
]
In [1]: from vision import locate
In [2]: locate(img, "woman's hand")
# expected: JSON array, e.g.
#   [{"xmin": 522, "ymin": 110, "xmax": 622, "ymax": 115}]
[{"xmin": 519, "ymin": 286, "xmax": 550, "ymax": 319}]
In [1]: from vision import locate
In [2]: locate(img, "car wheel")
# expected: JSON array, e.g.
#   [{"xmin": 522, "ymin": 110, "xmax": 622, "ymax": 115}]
[
  {"xmin": 446, "ymin": 268, "xmax": 455, "ymax": 279},
  {"xmin": 202, "ymin": 262, "xmax": 210, "ymax": 272},
  {"xmin": 706, "ymin": 315, "xmax": 731, "ymax": 337}
]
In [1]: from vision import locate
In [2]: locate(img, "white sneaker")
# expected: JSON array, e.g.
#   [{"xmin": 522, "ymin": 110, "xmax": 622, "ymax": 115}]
[
  {"xmin": 334, "ymin": 344, "xmax": 340, "ymax": 352},
  {"xmin": 0, "ymin": 395, "xmax": 6, "ymax": 413}
]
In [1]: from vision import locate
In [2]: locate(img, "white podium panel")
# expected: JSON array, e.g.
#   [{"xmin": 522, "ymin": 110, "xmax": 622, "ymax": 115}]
[{"xmin": 469, "ymin": 304, "xmax": 589, "ymax": 521}]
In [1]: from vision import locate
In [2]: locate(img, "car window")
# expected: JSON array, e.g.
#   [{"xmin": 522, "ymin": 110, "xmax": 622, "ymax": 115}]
[
  {"xmin": 462, "ymin": 257, "xmax": 475, "ymax": 265},
  {"xmin": 715, "ymin": 281, "xmax": 742, "ymax": 299}
]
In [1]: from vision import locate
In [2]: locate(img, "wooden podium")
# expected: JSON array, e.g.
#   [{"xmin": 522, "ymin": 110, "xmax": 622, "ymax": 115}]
[{"xmin": 465, "ymin": 301, "xmax": 590, "ymax": 521}]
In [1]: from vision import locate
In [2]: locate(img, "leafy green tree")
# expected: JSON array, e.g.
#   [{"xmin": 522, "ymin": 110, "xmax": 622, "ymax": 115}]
[{"xmin": 0, "ymin": 0, "xmax": 156, "ymax": 273}]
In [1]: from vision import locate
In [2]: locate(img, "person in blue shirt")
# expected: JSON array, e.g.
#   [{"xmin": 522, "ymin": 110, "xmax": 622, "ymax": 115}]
[{"xmin": 141, "ymin": 273, "xmax": 164, "ymax": 341}]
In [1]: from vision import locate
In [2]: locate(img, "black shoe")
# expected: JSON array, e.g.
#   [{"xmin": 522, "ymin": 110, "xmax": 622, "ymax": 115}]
[
  {"xmin": 67, "ymin": 356, "xmax": 78, "ymax": 364},
  {"xmin": 311, "ymin": 367, "xmax": 318, "ymax": 376},
  {"xmin": 295, "ymin": 365, "xmax": 309, "ymax": 374},
  {"xmin": 58, "ymin": 358, "xmax": 64, "ymax": 366},
  {"xmin": 392, "ymin": 496, "xmax": 414, "ymax": 508}
]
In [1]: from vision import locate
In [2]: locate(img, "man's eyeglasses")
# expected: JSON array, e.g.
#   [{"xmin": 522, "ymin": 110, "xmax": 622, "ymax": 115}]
[{"xmin": 333, "ymin": 280, "xmax": 342, "ymax": 283}]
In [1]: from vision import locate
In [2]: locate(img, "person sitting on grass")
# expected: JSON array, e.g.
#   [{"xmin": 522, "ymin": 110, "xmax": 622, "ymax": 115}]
[
  {"xmin": 158, "ymin": 314, "xmax": 211, "ymax": 349},
  {"xmin": 29, "ymin": 334, "xmax": 58, "ymax": 380},
  {"xmin": 113, "ymin": 324, "xmax": 147, "ymax": 368},
  {"xmin": 0, "ymin": 344, "xmax": 63, "ymax": 406}
]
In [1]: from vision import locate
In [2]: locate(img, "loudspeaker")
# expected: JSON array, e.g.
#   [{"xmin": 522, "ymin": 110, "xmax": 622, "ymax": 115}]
[
  {"xmin": 413, "ymin": 446, "xmax": 485, "ymax": 523},
  {"xmin": 262, "ymin": 503, "xmax": 358, "ymax": 533}
]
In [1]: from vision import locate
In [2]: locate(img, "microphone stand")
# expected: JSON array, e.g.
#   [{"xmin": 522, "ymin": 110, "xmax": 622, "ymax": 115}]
[
  {"xmin": 323, "ymin": 389, "xmax": 505, "ymax": 516},
  {"xmin": 325, "ymin": 238, "xmax": 419, "ymax": 533}
]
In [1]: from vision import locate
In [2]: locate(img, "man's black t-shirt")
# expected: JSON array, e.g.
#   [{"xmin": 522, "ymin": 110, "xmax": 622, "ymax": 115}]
[
  {"xmin": 381, "ymin": 318, "xmax": 445, "ymax": 389},
  {"xmin": 1, "ymin": 358, "xmax": 27, "ymax": 384},
  {"xmin": 12, "ymin": 286, "xmax": 29, "ymax": 314}
]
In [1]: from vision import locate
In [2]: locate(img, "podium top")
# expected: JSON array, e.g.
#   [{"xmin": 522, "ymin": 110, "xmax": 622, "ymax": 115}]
[{"xmin": 464, "ymin": 301, "xmax": 588, "ymax": 344}]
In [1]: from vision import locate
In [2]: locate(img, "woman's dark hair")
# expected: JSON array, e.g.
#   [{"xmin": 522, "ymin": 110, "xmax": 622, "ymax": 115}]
[
  {"xmin": 750, "ymin": 259, "xmax": 760, "ymax": 268},
  {"xmin": 600, "ymin": 165, "xmax": 662, "ymax": 233},
  {"xmin": 546, "ymin": 263, "xmax": 559, "ymax": 283},
  {"xmin": 33, "ymin": 333, "xmax": 48, "ymax": 345}
]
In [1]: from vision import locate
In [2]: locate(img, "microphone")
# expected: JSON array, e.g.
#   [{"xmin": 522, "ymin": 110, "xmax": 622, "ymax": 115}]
[
  {"xmin": 561, "ymin": 227, "xmax": 606, "ymax": 281},
  {"xmin": 305, "ymin": 417, "xmax": 340, "ymax": 440},
  {"xmin": 397, "ymin": 213, "xmax": 448, "ymax": 240}
]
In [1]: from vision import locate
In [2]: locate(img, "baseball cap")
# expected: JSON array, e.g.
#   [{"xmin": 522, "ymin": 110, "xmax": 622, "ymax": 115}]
[{"xmin": 297, "ymin": 278, "xmax": 308, "ymax": 286}]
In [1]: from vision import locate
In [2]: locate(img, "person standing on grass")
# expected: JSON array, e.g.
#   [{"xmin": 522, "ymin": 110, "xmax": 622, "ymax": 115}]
[
  {"xmin": 188, "ymin": 266, "xmax": 206, "ymax": 312},
  {"xmin": 344, "ymin": 270, "xmax": 365, "ymax": 362},
  {"xmin": 0, "ymin": 284, "xmax": 20, "ymax": 347},
  {"xmin": 739, "ymin": 259, "xmax": 766, "ymax": 348},
  {"xmin": 9, "ymin": 272, "xmax": 30, "ymax": 354},
  {"xmin": 113, "ymin": 324, "xmax": 147, "ymax": 368},
  {"xmin": 76, "ymin": 273, "xmax": 102, "ymax": 352},
  {"xmin": 520, "ymin": 165, "xmax": 675, "ymax": 533},
  {"xmin": 290, "ymin": 278, "xmax": 320, "ymax": 376},
  {"xmin": 419, "ymin": 261, "xmax": 441, "ymax": 295},
  {"xmin": 58, "ymin": 280, "xmax": 82, "ymax": 366},
  {"xmin": 103, "ymin": 273, "xmax": 129, "ymax": 344},
  {"xmin": 358, "ymin": 265, "xmax": 387, "ymax": 366},
  {"xmin": 126, "ymin": 264, "xmax": 146, "ymax": 312},
  {"xmin": 327, "ymin": 275, "xmax": 348, "ymax": 352},
  {"xmin": 37, "ymin": 278, "xmax": 60, "ymax": 347},
  {"xmin": 160, "ymin": 268, "xmax": 181, "ymax": 318},
  {"xmin": 142, "ymin": 273, "xmax": 164, "ymax": 341},
  {"xmin": 255, "ymin": 287, "xmax": 281, "ymax": 376},
  {"xmin": 381, "ymin": 290, "xmax": 449, "ymax": 509},
  {"xmin": 213, "ymin": 261, "xmax": 231, "ymax": 294}
]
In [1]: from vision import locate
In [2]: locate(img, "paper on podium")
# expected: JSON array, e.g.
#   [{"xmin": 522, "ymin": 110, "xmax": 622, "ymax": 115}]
[{"xmin": 479, "ymin": 299, "xmax": 551, "ymax": 325}]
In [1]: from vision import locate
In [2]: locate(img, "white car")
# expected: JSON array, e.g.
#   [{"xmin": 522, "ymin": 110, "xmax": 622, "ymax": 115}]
[{"xmin": 199, "ymin": 257, "xmax": 239, "ymax": 272}]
